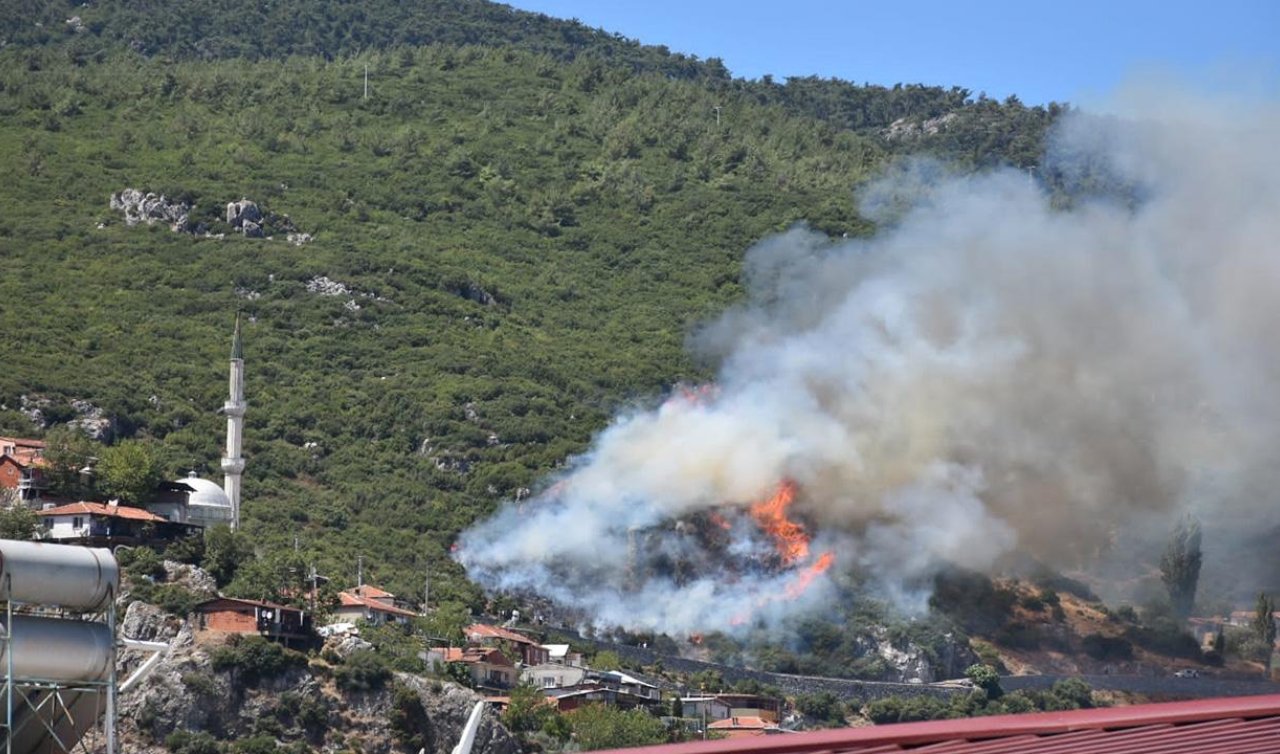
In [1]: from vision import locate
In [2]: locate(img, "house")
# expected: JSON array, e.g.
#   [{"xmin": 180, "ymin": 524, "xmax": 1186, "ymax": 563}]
[
  {"xmin": 466, "ymin": 624, "xmax": 550, "ymax": 666},
  {"xmin": 586, "ymin": 669, "xmax": 662, "ymax": 702},
  {"xmin": 429, "ymin": 646, "xmax": 517, "ymax": 690},
  {"xmin": 521, "ymin": 662, "xmax": 587, "ymax": 689},
  {"xmin": 542, "ymin": 643, "xmax": 584, "ymax": 666},
  {"xmin": 543, "ymin": 684, "xmax": 619, "ymax": 713},
  {"xmin": 195, "ymin": 597, "xmax": 311, "ymax": 647},
  {"xmin": 0, "ymin": 437, "xmax": 48, "ymax": 501},
  {"xmin": 39, "ymin": 501, "xmax": 198, "ymax": 545},
  {"xmin": 333, "ymin": 585, "xmax": 419, "ymax": 626},
  {"xmin": 681, "ymin": 696, "xmax": 733, "ymax": 722},
  {"xmin": 712, "ymin": 693, "xmax": 782, "ymax": 722}
]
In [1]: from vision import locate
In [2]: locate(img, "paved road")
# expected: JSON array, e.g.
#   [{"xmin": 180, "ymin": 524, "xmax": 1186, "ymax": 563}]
[
  {"xmin": 539, "ymin": 626, "xmax": 1280, "ymax": 702},
  {"xmin": 1001, "ymin": 673, "xmax": 1280, "ymax": 699}
]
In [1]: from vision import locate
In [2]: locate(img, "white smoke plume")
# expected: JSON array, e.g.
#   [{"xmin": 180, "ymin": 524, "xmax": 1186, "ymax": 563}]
[{"xmin": 457, "ymin": 85, "xmax": 1280, "ymax": 634}]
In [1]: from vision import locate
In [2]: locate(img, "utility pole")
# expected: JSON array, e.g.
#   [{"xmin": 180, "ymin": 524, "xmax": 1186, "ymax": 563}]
[
  {"xmin": 423, "ymin": 569, "xmax": 429, "ymax": 613},
  {"xmin": 309, "ymin": 564, "xmax": 319, "ymax": 611},
  {"xmin": 357, "ymin": 555, "xmax": 363, "ymax": 589},
  {"xmin": 713, "ymin": 105, "xmax": 722, "ymax": 126},
  {"xmin": 364, "ymin": 64, "xmax": 369, "ymax": 100}
]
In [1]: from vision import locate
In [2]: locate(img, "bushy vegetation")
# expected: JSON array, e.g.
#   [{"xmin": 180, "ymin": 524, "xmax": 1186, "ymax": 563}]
[
  {"xmin": 864, "ymin": 676, "xmax": 1098, "ymax": 724},
  {"xmin": 333, "ymin": 649, "xmax": 393, "ymax": 692},
  {"xmin": 566, "ymin": 703, "xmax": 670, "ymax": 751},
  {"xmin": 210, "ymin": 635, "xmax": 308, "ymax": 685}
]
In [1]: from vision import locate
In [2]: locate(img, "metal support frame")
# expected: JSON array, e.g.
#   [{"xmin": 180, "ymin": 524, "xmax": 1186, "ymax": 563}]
[{"xmin": 1, "ymin": 574, "xmax": 117, "ymax": 754}]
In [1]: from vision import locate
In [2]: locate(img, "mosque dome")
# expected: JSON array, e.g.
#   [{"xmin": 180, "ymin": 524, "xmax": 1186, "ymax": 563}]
[{"xmin": 177, "ymin": 472, "xmax": 232, "ymax": 509}]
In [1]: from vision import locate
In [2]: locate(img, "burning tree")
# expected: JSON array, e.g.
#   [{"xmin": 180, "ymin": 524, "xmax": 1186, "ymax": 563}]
[{"xmin": 1159, "ymin": 515, "xmax": 1202, "ymax": 620}]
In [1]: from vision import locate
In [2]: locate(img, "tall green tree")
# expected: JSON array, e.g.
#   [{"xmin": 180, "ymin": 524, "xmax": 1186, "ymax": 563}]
[
  {"xmin": 0, "ymin": 505, "xmax": 38, "ymax": 539},
  {"xmin": 41, "ymin": 426, "xmax": 101, "ymax": 499},
  {"xmin": 202, "ymin": 524, "xmax": 254, "ymax": 587},
  {"xmin": 567, "ymin": 704, "xmax": 666, "ymax": 751},
  {"xmin": 96, "ymin": 439, "xmax": 165, "ymax": 505},
  {"xmin": 502, "ymin": 682, "xmax": 556, "ymax": 741},
  {"xmin": 1160, "ymin": 515, "xmax": 1202, "ymax": 620},
  {"xmin": 1253, "ymin": 592, "xmax": 1277, "ymax": 675}
]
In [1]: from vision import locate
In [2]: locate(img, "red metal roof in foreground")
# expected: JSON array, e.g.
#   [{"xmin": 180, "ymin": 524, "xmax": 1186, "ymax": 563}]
[{"xmin": 603, "ymin": 694, "xmax": 1280, "ymax": 754}]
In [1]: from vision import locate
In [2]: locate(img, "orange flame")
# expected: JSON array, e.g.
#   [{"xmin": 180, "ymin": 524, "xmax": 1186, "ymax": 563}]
[
  {"xmin": 708, "ymin": 511, "xmax": 732, "ymax": 531},
  {"xmin": 749, "ymin": 480, "xmax": 810, "ymax": 564},
  {"xmin": 784, "ymin": 551, "xmax": 835, "ymax": 599}
]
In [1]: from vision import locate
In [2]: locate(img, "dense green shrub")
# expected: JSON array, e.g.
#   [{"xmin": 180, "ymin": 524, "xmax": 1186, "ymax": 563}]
[
  {"xmin": 165, "ymin": 730, "xmax": 222, "ymax": 754},
  {"xmin": 210, "ymin": 635, "xmax": 307, "ymax": 685},
  {"xmin": 334, "ymin": 649, "xmax": 392, "ymax": 692}
]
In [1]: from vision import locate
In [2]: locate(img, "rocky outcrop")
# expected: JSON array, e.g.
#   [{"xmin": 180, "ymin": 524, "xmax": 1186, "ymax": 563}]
[
  {"xmin": 882, "ymin": 112, "xmax": 959, "ymax": 141},
  {"xmin": 67, "ymin": 397, "xmax": 112, "ymax": 440},
  {"xmin": 110, "ymin": 188, "xmax": 201, "ymax": 233},
  {"xmin": 306, "ymin": 276, "xmax": 352, "ymax": 297},
  {"xmin": 113, "ymin": 617, "xmax": 516, "ymax": 754},
  {"xmin": 852, "ymin": 626, "xmax": 978, "ymax": 683},
  {"xmin": 109, "ymin": 189, "xmax": 310, "ymax": 242},
  {"xmin": 162, "ymin": 560, "xmax": 219, "ymax": 597},
  {"xmin": 225, "ymin": 198, "xmax": 264, "ymax": 237},
  {"xmin": 9, "ymin": 393, "xmax": 113, "ymax": 438}
]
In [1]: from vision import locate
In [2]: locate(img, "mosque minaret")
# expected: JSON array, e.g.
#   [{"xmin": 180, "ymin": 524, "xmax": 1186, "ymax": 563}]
[{"xmin": 220, "ymin": 313, "xmax": 247, "ymax": 529}]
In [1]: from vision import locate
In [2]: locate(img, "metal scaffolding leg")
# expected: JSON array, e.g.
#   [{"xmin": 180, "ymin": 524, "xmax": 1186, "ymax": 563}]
[
  {"xmin": 6, "ymin": 572, "xmax": 13, "ymax": 754},
  {"xmin": 2, "ymin": 565, "xmax": 118, "ymax": 754}
]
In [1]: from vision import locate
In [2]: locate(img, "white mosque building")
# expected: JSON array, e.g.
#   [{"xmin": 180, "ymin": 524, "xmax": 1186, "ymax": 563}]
[{"xmin": 147, "ymin": 315, "xmax": 246, "ymax": 530}]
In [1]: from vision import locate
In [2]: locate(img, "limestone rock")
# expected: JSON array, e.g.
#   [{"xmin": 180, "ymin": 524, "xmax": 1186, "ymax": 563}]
[
  {"xmin": 854, "ymin": 627, "xmax": 979, "ymax": 683},
  {"xmin": 162, "ymin": 560, "xmax": 218, "ymax": 597},
  {"xmin": 110, "ymin": 188, "xmax": 195, "ymax": 232},
  {"xmin": 306, "ymin": 275, "xmax": 351, "ymax": 296},
  {"xmin": 225, "ymin": 198, "xmax": 262, "ymax": 228},
  {"xmin": 326, "ymin": 634, "xmax": 374, "ymax": 660}
]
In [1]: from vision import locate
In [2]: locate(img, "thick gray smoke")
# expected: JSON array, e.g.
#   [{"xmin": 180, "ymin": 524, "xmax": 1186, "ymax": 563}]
[{"xmin": 457, "ymin": 87, "xmax": 1280, "ymax": 634}]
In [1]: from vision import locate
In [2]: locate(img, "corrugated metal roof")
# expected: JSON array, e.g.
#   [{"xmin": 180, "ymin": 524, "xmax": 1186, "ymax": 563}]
[{"xmin": 597, "ymin": 694, "xmax": 1280, "ymax": 754}]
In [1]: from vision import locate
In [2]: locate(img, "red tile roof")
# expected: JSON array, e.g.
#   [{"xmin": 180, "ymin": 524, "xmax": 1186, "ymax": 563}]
[
  {"xmin": 0, "ymin": 437, "xmax": 46, "ymax": 466},
  {"xmin": 436, "ymin": 646, "xmax": 512, "ymax": 666},
  {"xmin": 0, "ymin": 437, "xmax": 45, "ymax": 449},
  {"xmin": 349, "ymin": 584, "xmax": 395, "ymax": 600},
  {"xmin": 467, "ymin": 623, "xmax": 538, "ymax": 645},
  {"xmin": 40, "ymin": 501, "xmax": 167, "ymax": 522},
  {"xmin": 598, "ymin": 694, "xmax": 1280, "ymax": 754},
  {"xmin": 337, "ymin": 591, "xmax": 418, "ymax": 617}
]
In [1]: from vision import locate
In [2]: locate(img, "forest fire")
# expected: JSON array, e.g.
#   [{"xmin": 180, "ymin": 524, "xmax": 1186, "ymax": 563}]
[
  {"xmin": 749, "ymin": 479, "xmax": 810, "ymax": 564},
  {"xmin": 748, "ymin": 481, "xmax": 836, "ymax": 600}
]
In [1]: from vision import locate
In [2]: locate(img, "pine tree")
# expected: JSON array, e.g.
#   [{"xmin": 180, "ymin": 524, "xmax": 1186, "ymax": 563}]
[
  {"xmin": 1254, "ymin": 592, "xmax": 1277, "ymax": 675},
  {"xmin": 1160, "ymin": 515, "xmax": 1202, "ymax": 620}
]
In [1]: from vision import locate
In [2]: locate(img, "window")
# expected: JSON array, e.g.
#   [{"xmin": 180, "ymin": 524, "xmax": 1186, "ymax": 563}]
[
  {"xmin": 73, "ymin": 516, "xmax": 84, "ymax": 529},
  {"xmin": 43, "ymin": 518, "xmax": 52, "ymax": 528}
]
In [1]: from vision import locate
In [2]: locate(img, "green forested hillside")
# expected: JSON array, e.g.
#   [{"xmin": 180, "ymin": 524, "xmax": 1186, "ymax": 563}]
[
  {"xmin": 0, "ymin": 1, "xmax": 1059, "ymax": 609},
  {"xmin": 2, "ymin": 0, "xmax": 1061, "ymax": 165}
]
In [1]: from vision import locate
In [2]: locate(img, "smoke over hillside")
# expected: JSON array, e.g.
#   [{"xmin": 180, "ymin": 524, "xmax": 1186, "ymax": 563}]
[{"xmin": 456, "ymin": 88, "xmax": 1280, "ymax": 634}]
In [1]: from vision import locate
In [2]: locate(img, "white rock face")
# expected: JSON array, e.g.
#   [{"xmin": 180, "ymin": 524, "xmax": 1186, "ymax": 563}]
[{"xmin": 110, "ymin": 188, "xmax": 193, "ymax": 231}]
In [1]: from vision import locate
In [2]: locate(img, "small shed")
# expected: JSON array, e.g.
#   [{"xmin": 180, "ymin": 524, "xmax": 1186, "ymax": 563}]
[{"xmin": 195, "ymin": 597, "xmax": 311, "ymax": 647}]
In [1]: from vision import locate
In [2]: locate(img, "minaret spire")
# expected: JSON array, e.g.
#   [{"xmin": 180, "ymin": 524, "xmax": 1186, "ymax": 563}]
[{"xmin": 221, "ymin": 312, "xmax": 247, "ymax": 529}]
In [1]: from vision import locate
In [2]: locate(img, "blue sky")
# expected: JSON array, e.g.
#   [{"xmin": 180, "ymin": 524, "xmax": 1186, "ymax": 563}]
[{"xmin": 506, "ymin": 0, "xmax": 1278, "ymax": 106}]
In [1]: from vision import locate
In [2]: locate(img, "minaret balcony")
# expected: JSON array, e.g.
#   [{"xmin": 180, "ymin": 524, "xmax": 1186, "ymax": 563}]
[
  {"xmin": 223, "ymin": 401, "xmax": 247, "ymax": 417},
  {"xmin": 221, "ymin": 458, "xmax": 246, "ymax": 474}
]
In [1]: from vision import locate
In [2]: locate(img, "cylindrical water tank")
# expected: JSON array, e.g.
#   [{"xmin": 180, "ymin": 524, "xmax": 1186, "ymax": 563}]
[
  {"xmin": 0, "ymin": 615, "xmax": 114, "ymax": 682},
  {"xmin": 0, "ymin": 539, "xmax": 119, "ymax": 611}
]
